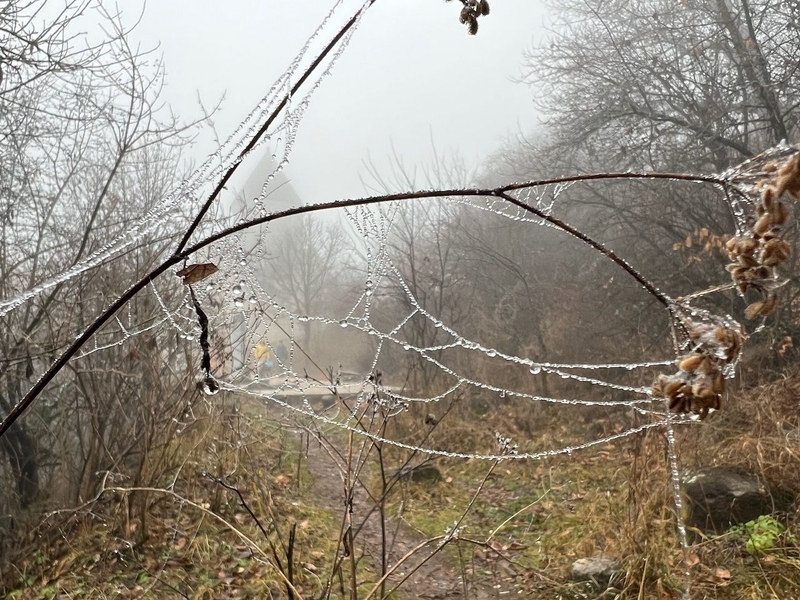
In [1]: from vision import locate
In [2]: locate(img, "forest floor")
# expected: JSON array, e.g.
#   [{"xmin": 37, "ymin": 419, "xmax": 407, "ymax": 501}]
[{"xmin": 4, "ymin": 383, "xmax": 800, "ymax": 599}]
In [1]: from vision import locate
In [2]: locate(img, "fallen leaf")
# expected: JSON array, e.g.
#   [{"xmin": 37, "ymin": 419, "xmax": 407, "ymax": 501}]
[
  {"xmin": 176, "ymin": 262, "xmax": 219, "ymax": 285},
  {"xmin": 713, "ymin": 567, "xmax": 731, "ymax": 584},
  {"xmin": 273, "ymin": 474, "xmax": 291, "ymax": 487}
]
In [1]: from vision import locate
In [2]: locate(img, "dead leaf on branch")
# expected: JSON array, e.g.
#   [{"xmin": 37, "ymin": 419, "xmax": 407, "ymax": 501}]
[{"xmin": 176, "ymin": 262, "xmax": 219, "ymax": 285}]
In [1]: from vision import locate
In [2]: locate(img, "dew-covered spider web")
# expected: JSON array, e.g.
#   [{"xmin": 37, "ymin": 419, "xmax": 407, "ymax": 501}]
[{"xmin": 3, "ymin": 1, "xmax": 799, "ymax": 596}]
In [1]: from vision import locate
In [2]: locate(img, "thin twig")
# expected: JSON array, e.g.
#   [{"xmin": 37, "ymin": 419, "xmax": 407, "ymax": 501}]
[{"xmin": 0, "ymin": 172, "xmax": 728, "ymax": 439}]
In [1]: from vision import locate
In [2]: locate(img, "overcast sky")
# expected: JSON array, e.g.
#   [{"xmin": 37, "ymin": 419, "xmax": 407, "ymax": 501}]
[{"xmin": 133, "ymin": 0, "xmax": 548, "ymax": 204}]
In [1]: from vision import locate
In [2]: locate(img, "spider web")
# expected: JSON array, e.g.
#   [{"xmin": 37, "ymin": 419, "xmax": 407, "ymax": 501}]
[{"xmin": 7, "ymin": 4, "xmax": 791, "ymax": 598}]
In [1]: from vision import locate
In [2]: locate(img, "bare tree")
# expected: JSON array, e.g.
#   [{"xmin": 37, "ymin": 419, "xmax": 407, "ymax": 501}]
[
  {"xmin": 525, "ymin": 0, "xmax": 800, "ymax": 172},
  {"xmin": 259, "ymin": 214, "xmax": 349, "ymax": 349},
  {"xmin": 0, "ymin": 1, "xmax": 201, "ymax": 519}
]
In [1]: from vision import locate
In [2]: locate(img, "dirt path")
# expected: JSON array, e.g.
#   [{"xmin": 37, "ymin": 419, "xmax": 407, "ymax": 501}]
[{"xmin": 300, "ymin": 431, "xmax": 499, "ymax": 600}]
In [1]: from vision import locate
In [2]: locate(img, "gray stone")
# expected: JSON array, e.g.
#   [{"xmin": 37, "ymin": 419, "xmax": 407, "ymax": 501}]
[
  {"xmin": 569, "ymin": 556, "xmax": 621, "ymax": 588},
  {"xmin": 682, "ymin": 467, "xmax": 794, "ymax": 533}
]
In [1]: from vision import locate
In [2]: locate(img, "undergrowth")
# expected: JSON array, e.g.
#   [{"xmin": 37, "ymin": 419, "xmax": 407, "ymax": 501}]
[{"xmin": 4, "ymin": 371, "xmax": 800, "ymax": 599}]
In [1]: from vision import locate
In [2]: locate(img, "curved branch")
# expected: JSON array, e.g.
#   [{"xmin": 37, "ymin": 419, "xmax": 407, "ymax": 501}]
[
  {"xmin": 0, "ymin": 170, "xmax": 728, "ymax": 439},
  {"xmin": 174, "ymin": 0, "xmax": 378, "ymax": 254}
]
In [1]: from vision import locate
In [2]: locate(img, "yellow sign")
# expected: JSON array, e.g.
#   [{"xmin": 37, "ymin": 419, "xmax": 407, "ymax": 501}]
[{"xmin": 254, "ymin": 343, "xmax": 271, "ymax": 363}]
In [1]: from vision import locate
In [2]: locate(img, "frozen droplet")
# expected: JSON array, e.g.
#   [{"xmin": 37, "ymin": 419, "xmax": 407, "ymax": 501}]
[
  {"xmin": 234, "ymin": 297, "xmax": 245, "ymax": 308},
  {"xmin": 298, "ymin": 316, "xmax": 310, "ymax": 322},
  {"xmin": 186, "ymin": 334, "xmax": 195, "ymax": 341},
  {"xmin": 529, "ymin": 366, "xmax": 541, "ymax": 375},
  {"xmin": 403, "ymin": 344, "xmax": 411, "ymax": 351},
  {"xmin": 487, "ymin": 350, "xmax": 497, "ymax": 358},
  {"xmin": 339, "ymin": 320, "xmax": 348, "ymax": 328},
  {"xmin": 249, "ymin": 297, "xmax": 257, "ymax": 304},
  {"xmin": 232, "ymin": 283, "xmax": 243, "ymax": 296}
]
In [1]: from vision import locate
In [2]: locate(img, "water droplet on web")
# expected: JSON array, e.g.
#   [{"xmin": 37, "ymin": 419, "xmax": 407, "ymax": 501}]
[
  {"xmin": 298, "ymin": 316, "xmax": 310, "ymax": 322},
  {"xmin": 232, "ymin": 283, "xmax": 243, "ymax": 296},
  {"xmin": 530, "ymin": 366, "xmax": 541, "ymax": 375},
  {"xmin": 339, "ymin": 320, "xmax": 348, "ymax": 328},
  {"xmin": 403, "ymin": 344, "xmax": 411, "ymax": 351},
  {"xmin": 487, "ymin": 349, "xmax": 497, "ymax": 358},
  {"xmin": 249, "ymin": 297, "xmax": 257, "ymax": 304},
  {"xmin": 234, "ymin": 297, "xmax": 245, "ymax": 308}
]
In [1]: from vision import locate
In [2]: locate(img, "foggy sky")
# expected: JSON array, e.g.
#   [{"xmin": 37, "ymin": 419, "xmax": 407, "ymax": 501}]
[{"xmin": 133, "ymin": 0, "xmax": 546, "ymax": 204}]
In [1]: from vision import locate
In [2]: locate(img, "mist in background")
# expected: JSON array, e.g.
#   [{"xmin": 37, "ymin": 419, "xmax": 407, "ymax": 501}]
[{"xmin": 132, "ymin": 0, "xmax": 546, "ymax": 203}]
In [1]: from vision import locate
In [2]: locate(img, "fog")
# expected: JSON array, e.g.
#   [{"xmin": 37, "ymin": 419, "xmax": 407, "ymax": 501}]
[
  {"xmin": 5, "ymin": 2, "xmax": 799, "ymax": 597},
  {"xmin": 133, "ymin": 0, "xmax": 546, "ymax": 202}
]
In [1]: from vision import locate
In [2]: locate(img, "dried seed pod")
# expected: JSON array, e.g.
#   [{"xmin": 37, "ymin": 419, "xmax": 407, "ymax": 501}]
[
  {"xmin": 726, "ymin": 264, "xmax": 748, "ymax": 279},
  {"xmin": 459, "ymin": 6, "xmax": 470, "ymax": 23},
  {"xmin": 679, "ymin": 354, "xmax": 704, "ymax": 372},
  {"xmin": 478, "ymin": 0, "xmax": 490, "ymax": 15},
  {"xmin": 774, "ymin": 201, "xmax": 789, "ymax": 226},
  {"xmin": 740, "ymin": 267, "xmax": 769, "ymax": 283},
  {"xmin": 696, "ymin": 380, "xmax": 719, "ymax": 399},
  {"xmin": 737, "ymin": 238, "xmax": 759, "ymax": 255},
  {"xmin": 664, "ymin": 379, "xmax": 684, "ymax": 396},
  {"xmin": 698, "ymin": 357, "xmax": 715, "ymax": 374},
  {"xmin": 738, "ymin": 253, "xmax": 758, "ymax": 268},
  {"xmin": 761, "ymin": 293, "xmax": 779, "ymax": 315},
  {"xmin": 745, "ymin": 295, "xmax": 778, "ymax": 319},
  {"xmin": 691, "ymin": 379, "xmax": 708, "ymax": 398},
  {"xmin": 752, "ymin": 265, "xmax": 772, "ymax": 280},
  {"xmin": 715, "ymin": 326, "xmax": 742, "ymax": 359},
  {"xmin": 467, "ymin": 15, "xmax": 478, "ymax": 34},
  {"xmin": 761, "ymin": 238, "xmax": 791, "ymax": 266},
  {"xmin": 668, "ymin": 393, "xmax": 685, "ymax": 411},
  {"xmin": 775, "ymin": 166, "xmax": 800, "ymax": 197},
  {"xmin": 754, "ymin": 214, "xmax": 773, "ymax": 237},
  {"xmin": 761, "ymin": 186, "xmax": 776, "ymax": 212},
  {"xmin": 712, "ymin": 372, "xmax": 725, "ymax": 394}
]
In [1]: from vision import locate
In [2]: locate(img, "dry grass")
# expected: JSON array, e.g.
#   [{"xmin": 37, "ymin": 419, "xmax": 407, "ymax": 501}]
[
  {"xmin": 4, "ymin": 371, "xmax": 800, "ymax": 599},
  {"xmin": 383, "ymin": 373, "xmax": 800, "ymax": 599}
]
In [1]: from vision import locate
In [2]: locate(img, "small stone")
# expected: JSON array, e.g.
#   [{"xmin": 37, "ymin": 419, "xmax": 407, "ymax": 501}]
[
  {"xmin": 569, "ymin": 556, "xmax": 620, "ymax": 588},
  {"xmin": 682, "ymin": 466, "xmax": 794, "ymax": 533}
]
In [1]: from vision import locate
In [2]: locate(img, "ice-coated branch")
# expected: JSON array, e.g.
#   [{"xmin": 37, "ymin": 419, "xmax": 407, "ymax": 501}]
[{"xmin": 0, "ymin": 170, "xmax": 730, "ymax": 440}]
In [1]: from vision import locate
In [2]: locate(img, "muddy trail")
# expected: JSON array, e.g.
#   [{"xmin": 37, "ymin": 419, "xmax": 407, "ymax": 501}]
[{"xmin": 297, "ymin": 430, "xmax": 504, "ymax": 600}]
